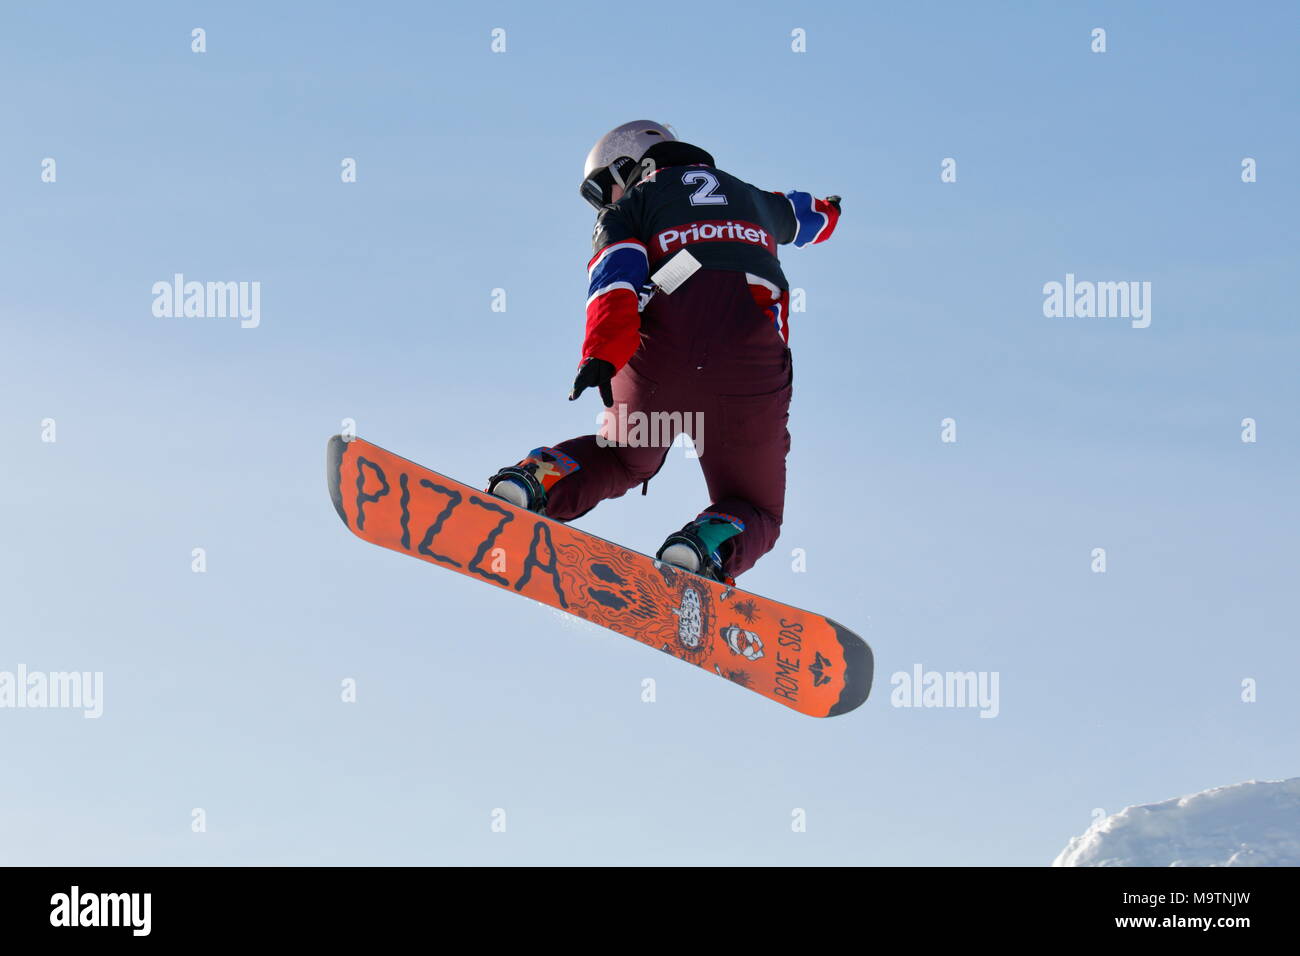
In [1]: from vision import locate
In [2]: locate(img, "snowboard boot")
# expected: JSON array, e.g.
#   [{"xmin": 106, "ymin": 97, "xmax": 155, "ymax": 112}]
[
  {"xmin": 656, "ymin": 512, "xmax": 745, "ymax": 585},
  {"xmin": 486, "ymin": 447, "xmax": 580, "ymax": 514}
]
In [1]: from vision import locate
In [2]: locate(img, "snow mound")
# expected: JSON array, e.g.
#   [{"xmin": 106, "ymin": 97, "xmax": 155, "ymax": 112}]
[{"xmin": 1053, "ymin": 777, "xmax": 1300, "ymax": 867}]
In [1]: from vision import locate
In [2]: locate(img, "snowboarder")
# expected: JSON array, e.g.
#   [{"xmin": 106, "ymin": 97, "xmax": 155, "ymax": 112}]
[{"xmin": 487, "ymin": 121, "xmax": 840, "ymax": 584}]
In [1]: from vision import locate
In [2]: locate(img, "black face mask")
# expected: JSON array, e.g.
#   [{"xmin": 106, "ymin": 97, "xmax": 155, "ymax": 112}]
[{"xmin": 579, "ymin": 155, "xmax": 642, "ymax": 210}]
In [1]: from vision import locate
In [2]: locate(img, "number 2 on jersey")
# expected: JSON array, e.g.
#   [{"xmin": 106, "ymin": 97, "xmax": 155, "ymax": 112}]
[{"xmin": 682, "ymin": 170, "xmax": 728, "ymax": 206}]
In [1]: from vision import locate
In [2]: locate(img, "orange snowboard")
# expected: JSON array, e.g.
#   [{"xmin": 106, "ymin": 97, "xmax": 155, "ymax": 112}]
[{"xmin": 327, "ymin": 436, "xmax": 872, "ymax": 717}]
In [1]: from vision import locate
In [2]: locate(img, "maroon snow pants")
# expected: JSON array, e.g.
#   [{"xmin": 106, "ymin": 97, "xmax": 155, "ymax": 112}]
[{"xmin": 545, "ymin": 269, "xmax": 793, "ymax": 578}]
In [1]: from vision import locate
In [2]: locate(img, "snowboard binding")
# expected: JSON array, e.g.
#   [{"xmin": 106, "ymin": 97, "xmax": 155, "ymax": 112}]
[
  {"xmin": 656, "ymin": 513, "xmax": 744, "ymax": 586},
  {"xmin": 486, "ymin": 447, "xmax": 580, "ymax": 514}
]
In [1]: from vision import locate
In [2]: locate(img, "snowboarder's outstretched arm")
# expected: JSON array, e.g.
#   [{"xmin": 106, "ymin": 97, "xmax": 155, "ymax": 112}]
[{"xmin": 760, "ymin": 190, "xmax": 843, "ymax": 247}]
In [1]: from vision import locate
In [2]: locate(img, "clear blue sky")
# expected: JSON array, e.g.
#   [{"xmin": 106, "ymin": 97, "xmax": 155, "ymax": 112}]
[{"xmin": 1, "ymin": 0, "xmax": 1296, "ymax": 865}]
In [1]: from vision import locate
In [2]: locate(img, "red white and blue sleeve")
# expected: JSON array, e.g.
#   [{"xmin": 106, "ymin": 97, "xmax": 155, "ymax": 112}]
[
  {"xmin": 775, "ymin": 190, "xmax": 841, "ymax": 247},
  {"xmin": 582, "ymin": 205, "xmax": 648, "ymax": 371}
]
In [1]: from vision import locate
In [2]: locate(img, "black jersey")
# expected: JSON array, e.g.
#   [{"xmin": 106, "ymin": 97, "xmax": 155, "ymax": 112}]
[
  {"xmin": 583, "ymin": 141, "xmax": 839, "ymax": 369},
  {"xmin": 595, "ymin": 150, "xmax": 808, "ymax": 291}
]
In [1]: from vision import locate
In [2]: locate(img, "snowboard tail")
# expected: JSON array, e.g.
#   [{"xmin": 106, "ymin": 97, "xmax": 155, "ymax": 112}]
[{"xmin": 326, "ymin": 435, "xmax": 872, "ymax": 717}]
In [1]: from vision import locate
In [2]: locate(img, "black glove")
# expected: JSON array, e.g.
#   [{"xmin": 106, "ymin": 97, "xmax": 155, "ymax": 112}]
[
  {"xmin": 826, "ymin": 195, "xmax": 842, "ymax": 212},
  {"xmin": 569, "ymin": 357, "xmax": 616, "ymax": 407}
]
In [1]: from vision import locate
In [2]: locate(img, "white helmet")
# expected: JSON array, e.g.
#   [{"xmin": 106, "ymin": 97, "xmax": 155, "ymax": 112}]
[{"xmin": 582, "ymin": 120, "xmax": 675, "ymax": 180}]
